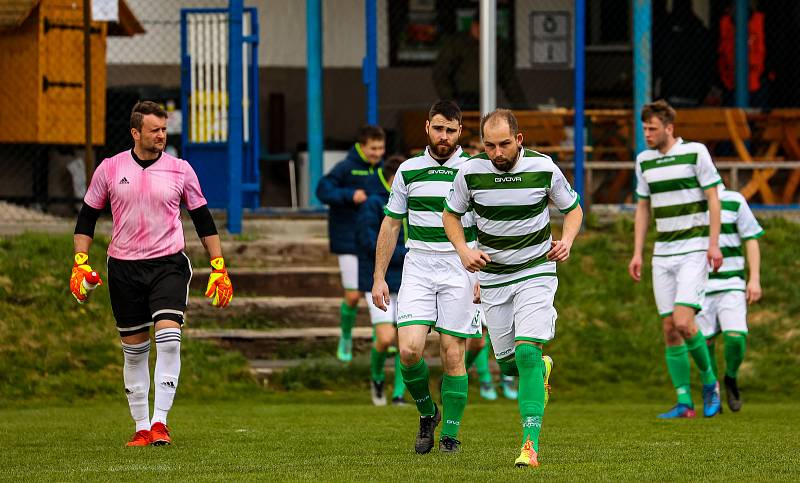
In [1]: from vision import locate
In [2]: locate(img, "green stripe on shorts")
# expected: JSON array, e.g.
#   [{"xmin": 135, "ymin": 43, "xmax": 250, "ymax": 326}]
[
  {"xmin": 435, "ymin": 327, "xmax": 482, "ymax": 339},
  {"xmin": 514, "ymin": 336, "xmax": 549, "ymax": 344},
  {"xmin": 396, "ymin": 320, "xmax": 435, "ymax": 328}
]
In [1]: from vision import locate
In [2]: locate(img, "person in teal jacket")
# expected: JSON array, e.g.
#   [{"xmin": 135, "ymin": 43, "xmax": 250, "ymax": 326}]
[
  {"xmin": 316, "ymin": 125, "xmax": 386, "ymax": 362},
  {"xmin": 356, "ymin": 155, "xmax": 408, "ymax": 406}
]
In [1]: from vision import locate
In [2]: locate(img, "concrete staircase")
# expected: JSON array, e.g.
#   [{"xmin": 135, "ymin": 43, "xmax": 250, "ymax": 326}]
[{"xmin": 182, "ymin": 216, "xmax": 440, "ymax": 385}]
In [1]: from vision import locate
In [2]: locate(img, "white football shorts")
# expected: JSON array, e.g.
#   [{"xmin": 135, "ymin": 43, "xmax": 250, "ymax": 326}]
[
  {"xmin": 364, "ymin": 292, "xmax": 398, "ymax": 325},
  {"xmin": 695, "ymin": 290, "xmax": 748, "ymax": 337},
  {"xmin": 396, "ymin": 249, "xmax": 481, "ymax": 338},
  {"xmin": 480, "ymin": 274, "xmax": 558, "ymax": 360},
  {"xmin": 652, "ymin": 251, "xmax": 708, "ymax": 318},
  {"xmin": 337, "ymin": 254, "xmax": 358, "ymax": 291}
]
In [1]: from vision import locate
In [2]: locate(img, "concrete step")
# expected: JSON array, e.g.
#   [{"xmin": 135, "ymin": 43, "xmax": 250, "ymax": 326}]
[
  {"xmin": 187, "ymin": 296, "xmax": 370, "ymax": 328},
  {"xmin": 186, "ymin": 327, "xmax": 442, "ymax": 360},
  {"xmin": 184, "ymin": 239, "xmax": 336, "ymax": 268},
  {"xmin": 248, "ymin": 356, "xmax": 444, "ymax": 386},
  {"xmin": 219, "ymin": 217, "xmax": 329, "ymax": 239},
  {"xmin": 191, "ymin": 267, "xmax": 342, "ymax": 297}
]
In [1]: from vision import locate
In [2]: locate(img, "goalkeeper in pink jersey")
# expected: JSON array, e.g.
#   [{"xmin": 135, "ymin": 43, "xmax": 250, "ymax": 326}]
[{"xmin": 71, "ymin": 101, "xmax": 233, "ymax": 447}]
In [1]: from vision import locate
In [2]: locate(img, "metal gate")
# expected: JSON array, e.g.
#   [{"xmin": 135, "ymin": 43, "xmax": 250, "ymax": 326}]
[{"xmin": 180, "ymin": 4, "xmax": 259, "ymax": 232}]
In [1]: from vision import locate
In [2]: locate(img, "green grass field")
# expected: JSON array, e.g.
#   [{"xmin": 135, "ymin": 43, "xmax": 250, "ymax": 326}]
[
  {"xmin": 1, "ymin": 222, "xmax": 799, "ymax": 480},
  {"xmin": 1, "ymin": 396, "xmax": 799, "ymax": 481}
]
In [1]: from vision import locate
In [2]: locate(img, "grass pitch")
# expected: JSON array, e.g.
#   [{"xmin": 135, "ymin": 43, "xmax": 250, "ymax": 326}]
[{"xmin": 1, "ymin": 395, "xmax": 798, "ymax": 481}]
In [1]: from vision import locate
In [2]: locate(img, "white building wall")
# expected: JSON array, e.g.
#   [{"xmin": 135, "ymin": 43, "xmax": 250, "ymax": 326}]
[{"xmin": 107, "ymin": 0, "xmax": 389, "ymax": 67}]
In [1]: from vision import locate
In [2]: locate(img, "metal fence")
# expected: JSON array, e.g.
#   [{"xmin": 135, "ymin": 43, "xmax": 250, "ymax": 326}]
[
  {"xmin": 0, "ymin": 0, "xmax": 227, "ymax": 219},
  {"xmin": 2, "ymin": 0, "xmax": 800, "ymax": 222}
]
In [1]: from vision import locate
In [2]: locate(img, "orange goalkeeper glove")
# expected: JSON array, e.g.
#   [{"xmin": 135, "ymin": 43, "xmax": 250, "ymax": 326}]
[
  {"xmin": 70, "ymin": 252, "xmax": 103, "ymax": 304},
  {"xmin": 205, "ymin": 257, "xmax": 233, "ymax": 308}
]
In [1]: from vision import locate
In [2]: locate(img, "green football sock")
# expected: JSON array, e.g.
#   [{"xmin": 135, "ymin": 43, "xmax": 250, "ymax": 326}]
[
  {"xmin": 370, "ymin": 347, "xmax": 388, "ymax": 382},
  {"xmin": 465, "ymin": 350, "xmax": 479, "ymax": 370},
  {"xmin": 400, "ymin": 359, "xmax": 435, "ymax": 416},
  {"xmin": 686, "ymin": 331, "xmax": 716, "ymax": 385},
  {"xmin": 516, "ymin": 344, "xmax": 545, "ymax": 451},
  {"xmin": 440, "ymin": 374, "xmax": 469, "ymax": 439},
  {"xmin": 665, "ymin": 344, "xmax": 693, "ymax": 407},
  {"xmin": 706, "ymin": 338, "xmax": 718, "ymax": 379},
  {"xmin": 475, "ymin": 344, "xmax": 493, "ymax": 384},
  {"xmin": 392, "ymin": 356, "xmax": 406, "ymax": 399},
  {"xmin": 498, "ymin": 356, "xmax": 519, "ymax": 377},
  {"xmin": 340, "ymin": 302, "xmax": 357, "ymax": 339},
  {"xmin": 723, "ymin": 331, "xmax": 747, "ymax": 379}
]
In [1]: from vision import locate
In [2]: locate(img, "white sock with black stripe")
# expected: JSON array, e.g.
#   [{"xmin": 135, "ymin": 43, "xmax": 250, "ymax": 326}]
[
  {"xmin": 121, "ymin": 340, "xmax": 151, "ymax": 432},
  {"xmin": 152, "ymin": 328, "xmax": 182, "ymax": 426}
]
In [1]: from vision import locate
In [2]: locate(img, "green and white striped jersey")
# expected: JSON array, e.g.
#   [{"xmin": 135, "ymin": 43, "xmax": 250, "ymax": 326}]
[
  {"xmin": 384, "ymin": 146, "xmax": 476, "ymax": 252},
  {"xmin": 445, "ymin": 148, "xmax": 580, "ymax": 288},
  {"xmin": 707, "ymin": 187, "xmax": 764, "ymax": 294},
  {"xmin": 635, "ymin": 138, "xmax": 723, "ymax": 256}
]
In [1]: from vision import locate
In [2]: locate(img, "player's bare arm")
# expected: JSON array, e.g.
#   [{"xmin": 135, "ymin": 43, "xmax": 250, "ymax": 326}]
[
  {"xmin": 442, "ymin": 209, "xmax": 490, "ymax": 272},
  {"xmin": 199, "ymin": 234, "xmax": 223, "ymax": 259},
  {"xmin": 371, "ymin": 215, "xmax": 402, "ymax": 310},
  {"xmin": 628, "ymin": 198, "xmax": 651, "ymax": 282},
  {"xmin": 745, "ymin": 238, "xmax": 762, "ymax": 304},
  {"xmin": 705, "ymin": 186, "xmax": 723, "ymax": 271},
  {"xmin": 547, "ymin": 204, "xmax": 583, "ymax": 262},
  {"xmin": 74, "ymin": 233, "xmax": 92, "ymax": 255}
]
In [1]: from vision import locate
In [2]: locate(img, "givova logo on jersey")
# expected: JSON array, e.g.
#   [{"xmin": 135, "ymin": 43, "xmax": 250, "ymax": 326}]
[{"xmin": 495, "ymin": 176, "xmax": 522, "ymax": 183}]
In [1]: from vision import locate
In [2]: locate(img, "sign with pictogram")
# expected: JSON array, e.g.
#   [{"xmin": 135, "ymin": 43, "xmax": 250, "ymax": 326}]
[{"xmin": 530, "ymin": 11, "xmax": 571, "ymax": 68}]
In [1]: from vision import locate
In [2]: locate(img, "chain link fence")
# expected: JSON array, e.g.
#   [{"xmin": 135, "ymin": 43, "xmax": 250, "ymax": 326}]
[
  {"xmin": 2, "ymin": 0, "xmax": 800, "ymax": 217},
  {"xmin": 0, "ymin": 0, "xmax": 226, "ymax": 219},
  {"xmin": 378, "ymin": 0, "xmax": 538, "ymax": 159}
]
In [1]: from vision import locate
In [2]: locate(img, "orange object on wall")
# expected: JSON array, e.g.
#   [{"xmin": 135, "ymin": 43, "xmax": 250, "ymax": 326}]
[{"xmin": 718, "ymin": 10, "xmax": 766, "ymax": 93}]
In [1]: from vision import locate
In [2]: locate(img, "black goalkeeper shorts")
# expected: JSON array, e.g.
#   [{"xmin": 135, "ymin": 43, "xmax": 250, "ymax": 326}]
[{"xmin": 107, "ymin": 252, "xmax": 192, "ymax": 336}]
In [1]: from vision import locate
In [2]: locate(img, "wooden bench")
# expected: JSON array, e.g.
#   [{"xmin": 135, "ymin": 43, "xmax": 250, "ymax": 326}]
[
  {"xmin": 401, "ymin": 109, "xmax": 585, "ymax": 158},
  {"xmin": 674, "ymin": 108, "xmax": 778, "ymax": 203},
  {"xmin": 460, "ymin": 110, "xmax": 594, "ymax": 159},
  {"xmin": 751, "ymin": 109, "xmax": 800, "ymax": 203},
  {"xmin": 461, "ymin": 110, "xmax": 566, "ymax": 150}
]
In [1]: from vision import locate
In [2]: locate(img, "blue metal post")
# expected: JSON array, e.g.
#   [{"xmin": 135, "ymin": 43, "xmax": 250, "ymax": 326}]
[
  {"xmin": 632, "ymin": 0, "xmax": 652, "ymax": 156},
  {"xmin": 364, "ymin": 0, "xmax": 378, "ymax": 124},
  {"xmin": 180, "ymin": 10, "xmax": 190, "ymax": 158},
  {"xmin": 244, "ymin": 8, "xmax": 261, "ymax": 209},
  {"xmin": 307, "ymin": 0, "xmax": 324, "ymax": 207},
  {"xmin": 573, "ymin": 0, "xmax": 585, "ymax": 206},
  {"xmin": 227, "ymin": 0, "xmax": 244, "ymax": 233},
  {"xmin": 734, "ymin": 0, "xmax": 749, "ymax": 107}
]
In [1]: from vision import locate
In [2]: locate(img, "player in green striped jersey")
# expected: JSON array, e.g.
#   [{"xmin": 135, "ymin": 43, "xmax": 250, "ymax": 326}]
[
  {"xmin": 444, "ymin": 109, "xmax": 583, "ymax": 468},
  {"xmin": 628, "ymin": 100, "xmax": 724, "ymax": 419},
  {"xmin": 695, "ymin": 185, "xmax": 763, "ymax": 411},
  {"xmin": 372, "ymin": 100, "xmax": 480, "ymax": 454}
]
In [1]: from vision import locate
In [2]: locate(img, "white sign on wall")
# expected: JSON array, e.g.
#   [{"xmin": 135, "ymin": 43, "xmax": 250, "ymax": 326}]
[
  {"xmin": 530, "ymin": 11, "xmax": 571, "ymax": 68},
  {"xmin": 92, "ymin": 0, "xmax": 119, "ymax": 22}
]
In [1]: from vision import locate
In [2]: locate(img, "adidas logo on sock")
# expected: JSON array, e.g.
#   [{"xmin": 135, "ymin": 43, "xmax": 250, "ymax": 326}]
[
  {"xmin": 119, "ymin": 177, "xmax": 130, "ymax": 185},
  {"xmin": 161, "ymin": 381, "xmax": 176, "ymax": 389}
]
